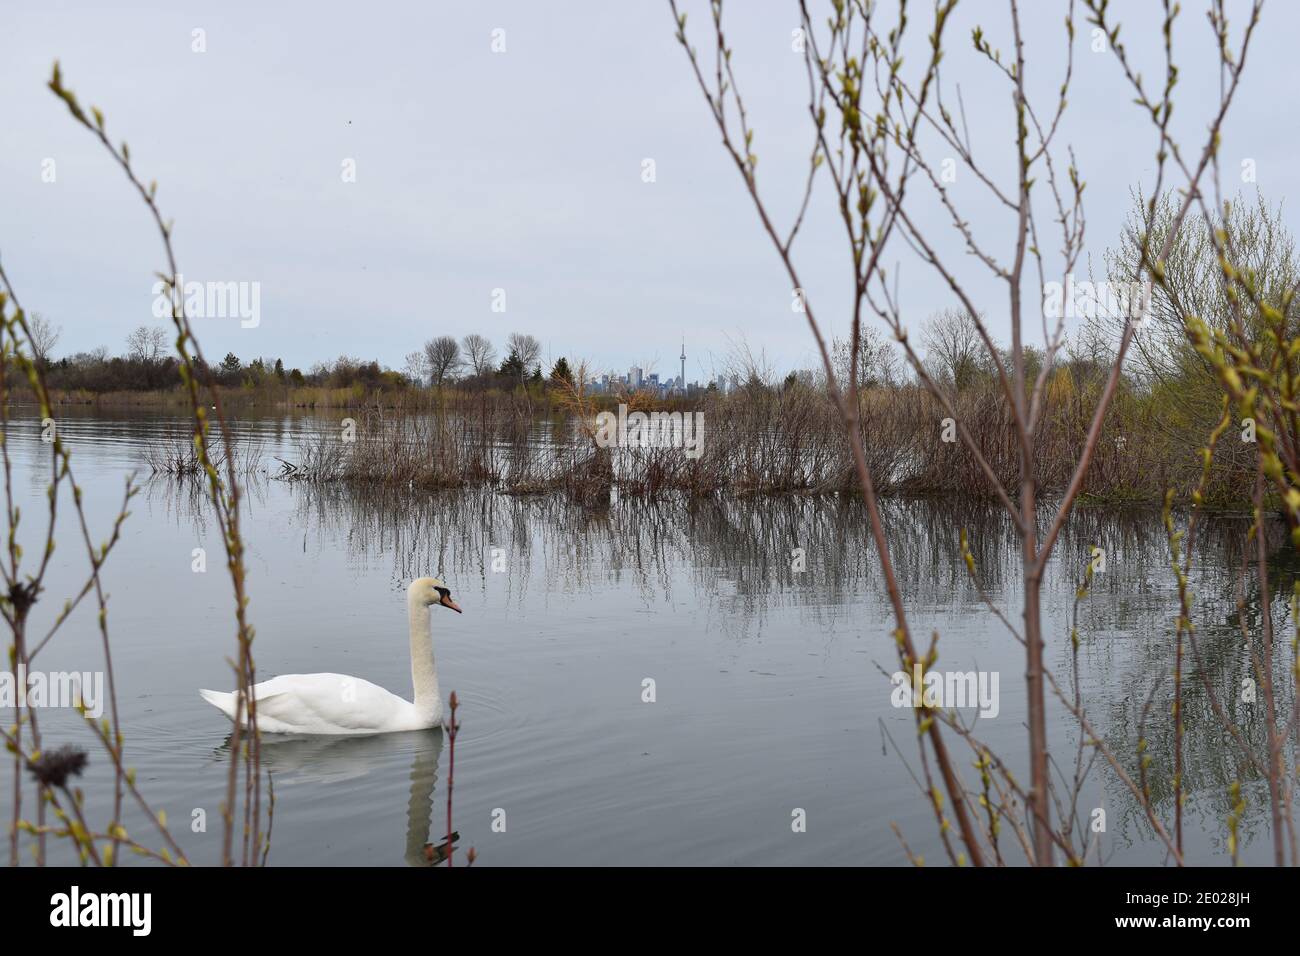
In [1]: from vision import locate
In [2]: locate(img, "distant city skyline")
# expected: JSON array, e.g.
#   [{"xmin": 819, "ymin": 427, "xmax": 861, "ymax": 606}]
[{"xmin": 589, "ymin": 337, "xmax": 740, "ymax": 395}]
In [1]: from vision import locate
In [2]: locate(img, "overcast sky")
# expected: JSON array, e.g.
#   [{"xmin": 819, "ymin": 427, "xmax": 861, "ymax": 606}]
[{"xmin": 3, "ymin": 1, "xmax": 1297, "ymax": 382}]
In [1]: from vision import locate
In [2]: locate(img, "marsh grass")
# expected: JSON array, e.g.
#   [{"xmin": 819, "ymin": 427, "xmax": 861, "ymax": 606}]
[
  {"xmin": 142, "ymin": 427, "xmax": 266, "ymax": 478},
  {"xmin": 250, "ymin": 370, "xmax": 1260, "ymax": 507}
]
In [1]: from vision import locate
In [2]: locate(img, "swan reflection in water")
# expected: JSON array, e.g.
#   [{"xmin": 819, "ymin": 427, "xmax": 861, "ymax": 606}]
[{"xmin": 213, "ymin": 728, "xmax": 456, "ymax": 866}]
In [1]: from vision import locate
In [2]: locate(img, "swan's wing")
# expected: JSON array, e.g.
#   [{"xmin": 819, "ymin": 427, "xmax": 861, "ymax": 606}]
[{"xmin": 247, "ymin": 673, "xmax": 414, "ymax": 734}]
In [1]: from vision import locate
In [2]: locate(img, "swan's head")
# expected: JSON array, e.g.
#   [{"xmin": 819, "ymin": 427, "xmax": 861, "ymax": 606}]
[{"xmin": 410, "ymin": 577, "xmax": 462, "ymax": 614}]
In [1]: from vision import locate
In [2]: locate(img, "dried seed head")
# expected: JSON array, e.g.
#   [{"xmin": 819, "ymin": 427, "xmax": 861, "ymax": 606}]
[{"xmin": 26, "ymin": 744, "xmax": 88, "ymax": 789}]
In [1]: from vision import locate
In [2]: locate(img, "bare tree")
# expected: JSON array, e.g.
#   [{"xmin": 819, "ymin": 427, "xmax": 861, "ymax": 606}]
[
  {"xmin": 73, "ymin": 346, "xmax": 110, "ymax": 365},
  {"xmin": 125, "ymin": 325, "xmax": 167, "ymax": 364},
  {"xmin": 1105, "ymin": 191, "xmax": 1298, "ymax": 392},
  {"xmin": 506, "ymin": 332, "xmax": 542, "ymax": 376},
  {"xmin": 403, "ymin": 350, "xmax": 427, "ymax": 385},
  {"xmin": 461, "ymin": 333, "xmax": 497, "ymax": 378},
  {"xmin": 27, "ymin": 312, "xmax": 60, "ymax": 365},
  {"xmin": 832, "ymin": 325, "xmax": 899, "ymax": 391},
  {"xmin": 922, "ymin": 310, "xmax": 985, "ymax": 393},
  {"xmin": 423, "ymin": 335, "xmax": 462, "ymax": 388}
]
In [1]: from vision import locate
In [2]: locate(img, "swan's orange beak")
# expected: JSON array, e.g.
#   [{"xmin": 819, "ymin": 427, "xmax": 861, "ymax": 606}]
[{"xmin": 440, "ymin": 594, "xmax": 462, "ymax": 614}]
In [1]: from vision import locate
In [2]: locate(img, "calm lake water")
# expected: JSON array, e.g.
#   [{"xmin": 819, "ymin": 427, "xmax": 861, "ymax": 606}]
[{"xmin": 1, "ymin": 407, "xmax": 1293, "ymax": 866}]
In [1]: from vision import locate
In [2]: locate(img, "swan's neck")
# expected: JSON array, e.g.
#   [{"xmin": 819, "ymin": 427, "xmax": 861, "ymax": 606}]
[{"xmin": 408, "ymin": 598, "xmax": 440, "ymax": 719}]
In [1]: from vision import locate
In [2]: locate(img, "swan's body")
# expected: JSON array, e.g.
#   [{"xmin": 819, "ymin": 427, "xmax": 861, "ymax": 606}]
[
  {"xmin": 199, "ymin": 578, "xmax": 461, "ymax": 735},
  {"xmin": 199, "ymin": 673, "xmax": 438, "ymax": 735}
]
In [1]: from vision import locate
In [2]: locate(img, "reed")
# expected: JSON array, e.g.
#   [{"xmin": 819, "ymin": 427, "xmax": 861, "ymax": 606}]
[
  {"xmin": 254, "ymin": 371, "xmax": 1259, "ymax": 505},
  {"xmin": 143, "ymin": 427, "xmax": 265, "ymax": 478}
]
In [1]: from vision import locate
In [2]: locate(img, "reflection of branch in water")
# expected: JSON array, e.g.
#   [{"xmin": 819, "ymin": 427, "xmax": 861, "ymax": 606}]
[
  {"xmin": 143, "ymin": 471, "xmax": 273, "ymax": 537},
  {"xmin": 189, "ymin": 480, "xmax": 1295, "ymax": 661},
  {"xmin": 1082, "ymin": 513, "xmax": 1298, "ymax": 852},
  {"xmin": 213, "ymin": 728, "xmax": 446, "ymax": 867},
  {"xmin": 287, "ymin": 484, "xmax": 1268, "ymax": 627}
]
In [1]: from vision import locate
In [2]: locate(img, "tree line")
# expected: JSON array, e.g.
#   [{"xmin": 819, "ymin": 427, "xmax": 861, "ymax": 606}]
[{"xmin": 17, "ymin": 324, "xmax": 580, "ymax": 395}]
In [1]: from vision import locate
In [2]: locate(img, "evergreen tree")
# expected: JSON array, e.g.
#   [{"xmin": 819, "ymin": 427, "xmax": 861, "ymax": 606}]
[{"xmin": 498, "ymin": 349, "xmax": 525, "ymax": 381}]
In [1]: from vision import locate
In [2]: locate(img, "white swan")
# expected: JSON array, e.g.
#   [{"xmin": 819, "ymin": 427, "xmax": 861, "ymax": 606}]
[{"xmin": 199, "ymin": 577, "xmax": 462, "ymax": 735}]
